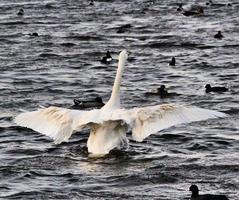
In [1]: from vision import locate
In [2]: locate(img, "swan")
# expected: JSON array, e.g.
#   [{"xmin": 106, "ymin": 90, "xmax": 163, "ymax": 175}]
[{"xmin": 14, "ymin": 50, "xmax": 227, "ymax": 156}]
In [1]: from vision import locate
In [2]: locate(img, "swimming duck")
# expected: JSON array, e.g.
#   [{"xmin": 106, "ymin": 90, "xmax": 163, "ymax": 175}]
[
  {"xmin": 205, "ymin": 84, "xmax": 228, "ymax": 93},
  {"xmin": 206, "ymin": 0, "xmax": 213, "ymax": 6},
  {"xmin": 214, "ymin": 31, "xmax": 223, "ymax": 39},
  {"xmin": 189, "ymin": 185, "xmax": 229, "ymax": 200},
  {"xmin": 116, "ymin": 24, "xmax": 132, "ymax": 34},
  {"xmin": 146, "ymin": 85, "xmax": 179, "ymax": 98},
  {"xmin": 71, "ymin": 97, "xmax": 105, "ymax": 109},
  {"xmin": 17, "ymin": 8, "xmax": 24, "ymax": 16},
  {"xmin": 177, "ymin": 4, "xmax": 204, "ymax": 16},
  {"xmin": 28, "ymin": 32, "xmax": 39, "ymax": 37},
  {"xmin": 206, "ymin": 1, "xmax": 232, "ymax": 7},
  {"xmin": 100, "ymin": 51, "xmax": 113, "ymax": 64},
  {"xmin": 89, "ymin": 0, "xmax": 94, "ymax": 6},
  {"xmin": 169, "ymin": 57, "xmax": 176, "ymax": 66}
]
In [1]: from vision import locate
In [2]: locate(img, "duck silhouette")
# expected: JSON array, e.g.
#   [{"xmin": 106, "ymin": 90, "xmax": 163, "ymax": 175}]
[
  {"xmin": 89, "ymin": 0, "xmax": 94, "ymax": 6},
  {"xmin": 116, "ymin": 24, "xmax": 132, "ymax": 34},
  {"xmin": 214, "ymin": 31, "xmax": 223, "ymax": 39},
  {"xmin": 100, "ymin": 51, "xmax": 113, "ymax": 64},
  {"xmin": 146, "ymin": 85, "xmax": 179, "ymax": 98},
  {"xmin": 169, "ymin": 57, "xmax": 176, "ymax": 66},
  {"xmin": 189, "ymin": 185, "xmax": 229, "ymax": 200},
  {"xmin": 177, "ymin": 4, "xmax": 204, "ymax": 16},
  {"xmin": 17, "ymin": 8, "xmax": 24, "ymax": 16},
  {"xmin": 71, "ymin": 97, "xmax": 105, "ymax": 109},
  {"xmin": 205, "ymin": 84, "xmax": 228, "ymax": 93},
  {"xmin": 28, "ymin": 32, "xmax": 39, "ymax": 37}
]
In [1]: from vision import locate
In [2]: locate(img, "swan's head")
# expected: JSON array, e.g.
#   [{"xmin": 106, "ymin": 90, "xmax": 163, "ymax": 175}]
[{"xmin": 118, "ymin": 50, "xmax": 129, "ymax": 62}]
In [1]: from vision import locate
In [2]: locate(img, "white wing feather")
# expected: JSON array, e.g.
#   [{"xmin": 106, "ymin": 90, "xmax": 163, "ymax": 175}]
[
  {"xmin": 14, "ymin": 106, "xmax": 101, "ymax": 144},
  {"xmin": 110, "ymin": 104, "xmax": 227, "ymax": 142},
  {"xmin": 14, "ymin": 104, "xmax": 227, "ymax": 145}
]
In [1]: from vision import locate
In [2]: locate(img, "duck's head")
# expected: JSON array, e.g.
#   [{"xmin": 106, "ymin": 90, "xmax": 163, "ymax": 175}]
[
  {"xmin": 157, "ymin": 85, "xmax": 166, "ymax": 93},
  {"xmin": 189, "ymin": 184, "xmax": 199, "ymax": 194},
  {"xmin": 205, "ymin": 84, "xmax": 212, "ymax": 89},
  {"xmin": 95, "ymin": 97, "xmax": 103, "ymax": 103},
  {"xmin": 177, "ymin": 3, "xmax": 183, "ymax": 11},
  {"xmin": 106, "ymin": 51, "xmax": 111, "ymax": 58}
]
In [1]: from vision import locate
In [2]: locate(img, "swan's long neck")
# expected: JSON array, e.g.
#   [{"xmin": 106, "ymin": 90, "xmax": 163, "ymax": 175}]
[{"xmin": 104, "ymin": 56, "xmax": 126, "ymax": 109}]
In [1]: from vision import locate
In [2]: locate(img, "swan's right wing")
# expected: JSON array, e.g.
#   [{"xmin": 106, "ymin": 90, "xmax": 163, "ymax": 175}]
[
  {"xmin": 14, "ymin": 106, "xmax": 101, "ymax": 144},
  {"xmin": 110, "ymin": 104, "xmax": 227, "ymax": 142}
]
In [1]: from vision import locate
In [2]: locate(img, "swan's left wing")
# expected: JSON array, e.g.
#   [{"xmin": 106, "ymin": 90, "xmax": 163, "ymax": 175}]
[
  {"xmin": 110, "ymin": 104, "xmax": 227, "ymax": 142},
  {"xmin": 14, "ymin": 106, "xmax": 101, "ymax": 144}
]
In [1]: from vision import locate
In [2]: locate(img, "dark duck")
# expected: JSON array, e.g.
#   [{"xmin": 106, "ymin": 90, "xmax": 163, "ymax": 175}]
[
  {"xmin": 17, "ymin": 8, "xmax": 24, "ymax": 16},
  {"xmin": 189, "ymin": 185, "xmax": 229, "ymax": 200},
  {"xmin": 100, "ymin": 51, "xmax": 113, "ymax": 64},
  {"xmin": 214, "ymin": 31, "xmax": 223, "ymax": 39},
  {"xmin": 205, "ymin": 84, "xmax": 228, "ymax": 93},
  {"xmin": 177, "ymin": 4, "xmax": 204, "ymax": 16},
  {"xmin": 28, "ymin": 32, "xmax": 39, "ymax": 37},
  {"xmin": 146, "ymin": 85, "xmax": 179, "ymax": 98},
  {"xmin": 89, "ymin": 0, "xmax": 94, "ymax": 6},
  {"xmin": 169, "ymin": 57, "xmax": 176, "ymax": 66},
  {"xmin": 71, "ymin": 97, "xmax": 105, "ymax": 109}
]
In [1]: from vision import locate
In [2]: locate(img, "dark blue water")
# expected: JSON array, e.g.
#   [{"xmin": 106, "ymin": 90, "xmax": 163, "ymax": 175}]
[{"xmin": 0, "ymin": 0, "xmax": 239, "ymax": 199}]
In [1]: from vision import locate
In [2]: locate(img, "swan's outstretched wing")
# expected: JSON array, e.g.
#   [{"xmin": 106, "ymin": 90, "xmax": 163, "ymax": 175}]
[
  {"xmin": 110, "ymin": 104, "xmax": 227, "ymax": 142},
  {"xmin": 14, "ymin": 106, "xmax": 101, "ymax": 144}
]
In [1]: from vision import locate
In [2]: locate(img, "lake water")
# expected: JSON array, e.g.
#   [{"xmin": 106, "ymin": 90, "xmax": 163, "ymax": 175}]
[{"xmin": 0, "ymin": 0, "xmax": 238, "ymax": 199}]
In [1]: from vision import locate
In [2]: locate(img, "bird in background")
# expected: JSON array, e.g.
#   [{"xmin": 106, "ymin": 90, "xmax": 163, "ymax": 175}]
[
  {"xmin": 189, "ymin": 185, "xmax": 229, "ymax": 200},
  {"xmin": 100, "ymin": 51, "xmax": 113, "ymax": 64},
  {"xmin": 214, "ymin": 31, "xmax": 224, "ymax": 39},
  {"xmin": 205, "ymin": 84, "xmax": 228, "ymax": 93}
]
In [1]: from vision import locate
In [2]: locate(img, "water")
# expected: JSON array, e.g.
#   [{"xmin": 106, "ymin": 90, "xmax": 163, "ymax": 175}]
[{"xmin": 0, "ymin": 0, "xmax": 239, "ymax": 199}]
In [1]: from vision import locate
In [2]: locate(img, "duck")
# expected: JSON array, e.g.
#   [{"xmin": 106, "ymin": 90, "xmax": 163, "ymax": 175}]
[
  {"xmin": 169, "ymin": 57, "xmax": 176, "ymax": 66},
  {"xmin": 214, "ymin": 31, "xmax": 223, "ymax": 39},
  {"xmin": 206, "ymin": 1, "xmax": 232, "ymax": 7},
  {"xmin": 177, "ymin": 4, "xmax": 204, "ymax": 16},
  {"xmin": 205, "ymin": 84, "xmax": 228, "ymax": 93},
  {"xmin": 71, "ymin": 97, "xmax": 105, "ymax": 109},
  {"xmin": 146, "ymin": 85, "xmax": 179, "ymax": 98},
  {"xmin": 17, "ymin": 8, "xmax": 24, "ymax": 16},
  {"xmin": 28, "ymin": 32, "xmax": 39, "ymax": 37},
  {"xmin": 206, "ymin": 0, "xmax": 213, "ymax": 6},
  {"xmin": 89, "ymin": 0, "xmax": 94, "ymax": 6},
  {"xmin": 14, "ymin": 50, "xmax": 227, "ymax": 156},
  {"xmin": 100, "ymin": 51, "xmax": 113, "ymax": 64},
  {"xmin": 189, "ymin": 184, "xmax": 229, "ymax": 200},
  {"xmin": 116, "ymin": 24, "xmax": 132, "ymax": 34}
]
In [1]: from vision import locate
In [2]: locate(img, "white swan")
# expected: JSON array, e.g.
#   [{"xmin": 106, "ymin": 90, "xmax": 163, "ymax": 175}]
[{"xmin": 14, "ymin": 50, "xmax": 227, "ymax": 156}]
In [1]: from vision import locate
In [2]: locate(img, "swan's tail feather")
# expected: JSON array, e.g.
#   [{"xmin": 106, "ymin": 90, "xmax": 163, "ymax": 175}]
[{"xmin": 14, "ymin": 107, "xmax": 76, "ymax": 144}]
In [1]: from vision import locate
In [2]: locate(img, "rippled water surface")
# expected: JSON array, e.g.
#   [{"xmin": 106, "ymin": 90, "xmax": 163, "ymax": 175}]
[{"xmin": 0, "ymin": 0, "xmax": 239, "ymax": 199}]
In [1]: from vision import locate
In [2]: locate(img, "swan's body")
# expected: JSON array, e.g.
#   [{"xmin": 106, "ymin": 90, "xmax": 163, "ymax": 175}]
[{"xmin": 15, "ymin": 50, "xmax": 227, "ymax": 156}]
